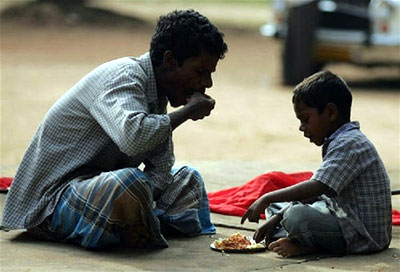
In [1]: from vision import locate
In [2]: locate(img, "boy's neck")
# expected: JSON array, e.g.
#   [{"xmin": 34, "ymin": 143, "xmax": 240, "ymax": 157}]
[{"xmin": 327, "ymin": 119, "xmax": 350, "ymax": 138}]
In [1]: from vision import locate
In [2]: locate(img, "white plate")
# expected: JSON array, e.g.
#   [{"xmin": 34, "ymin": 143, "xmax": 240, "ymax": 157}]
[{"xmin": 210, "ymin": 240, "xmax": 266, "ymax": 253}]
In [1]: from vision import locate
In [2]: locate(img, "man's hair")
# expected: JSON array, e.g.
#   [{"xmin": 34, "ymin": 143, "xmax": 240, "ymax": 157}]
[
  {"xmin": 292, "ymin": 71, "xmax": 352, "ymax": 122},
  {"xmin": 150, "ymin": 9, "xmax": 228, "ymax": 67}
]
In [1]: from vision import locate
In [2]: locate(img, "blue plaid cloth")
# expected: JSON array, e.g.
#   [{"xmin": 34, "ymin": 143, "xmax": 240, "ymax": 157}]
[{"xmin": 31, "ymin": 166, "xmax": 214, "ymax": 248}]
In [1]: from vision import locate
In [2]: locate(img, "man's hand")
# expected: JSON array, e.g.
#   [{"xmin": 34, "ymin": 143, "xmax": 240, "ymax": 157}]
[
  {"xmin": 241, "ymin": 195, "xmax": 270, "ymax": 224},
  {"xmin": 169, "ymin": 92, "xmax": 215, "ymax": 130},
  {"xmin": 253, "ymin": 214, "xmax": 281, "ymax": 244},
  {"xmin": 184, "ymin": 92, "xmax": 215, "ymax": 121}
]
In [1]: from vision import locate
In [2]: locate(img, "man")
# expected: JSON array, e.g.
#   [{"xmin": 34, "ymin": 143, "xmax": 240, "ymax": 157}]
[{"xmin": 1, "ymin": 9, "xmax": 228, "ymax": 249}]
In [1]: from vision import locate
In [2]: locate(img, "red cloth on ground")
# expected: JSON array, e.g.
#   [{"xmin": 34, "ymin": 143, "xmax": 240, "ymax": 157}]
[
  {"xmin": 207, "ymin": 171, "xmax": 400, "ymax": 225},
  {"xmin": 0, "ymin": 177, "xmax": 13, "ymax": 191},
  {"xmin": 393, "ymin": 209, "xmax": 400, "ymax": 226},
  {"xmin": 208, "ymin": 171, "xmax": 313, "ymax": 219},
  {"xmin": 1, "ymin": 175, "xmax": 399, "ymax": 225}
]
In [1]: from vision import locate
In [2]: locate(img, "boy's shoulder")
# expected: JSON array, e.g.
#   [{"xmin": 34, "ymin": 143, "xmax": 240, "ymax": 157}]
[
  {"xmin": 325, "ymin": 121, "xmax": 378, "ymax": 158},
  {"xmin": 331, "ymin": 121, "xmax": 370, "ymax": 146}
]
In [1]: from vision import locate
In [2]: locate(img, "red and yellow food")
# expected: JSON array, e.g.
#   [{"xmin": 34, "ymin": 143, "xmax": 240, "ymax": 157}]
[{"xmin": 213, "ymin": 232, "xmax": 264, "ymax": 250}]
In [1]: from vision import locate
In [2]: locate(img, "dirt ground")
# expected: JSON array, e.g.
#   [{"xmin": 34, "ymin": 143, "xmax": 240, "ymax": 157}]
[{"xmin": 0, "ymin": 2, "xmax": 399, "ymax": 209}]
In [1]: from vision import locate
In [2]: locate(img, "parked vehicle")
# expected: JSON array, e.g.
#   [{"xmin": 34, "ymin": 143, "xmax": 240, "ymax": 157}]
[{"xmin": 260, "ymin": 0, "xmax": 400, "ymax": 85}]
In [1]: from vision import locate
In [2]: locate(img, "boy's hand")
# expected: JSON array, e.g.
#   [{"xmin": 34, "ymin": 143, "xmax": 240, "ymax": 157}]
[
  {"xmin": 253, "ymin": 214, "xmax": 281, "ymax": 244},
  {"xmin": 241, "ymin": 195, "xmax": 270, "ymax": 224}
]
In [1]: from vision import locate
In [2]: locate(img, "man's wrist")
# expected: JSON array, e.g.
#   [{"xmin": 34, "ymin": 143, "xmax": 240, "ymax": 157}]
[{"xmin": 168, "ymin": 108, "xmax": 189, "ymax": 130}]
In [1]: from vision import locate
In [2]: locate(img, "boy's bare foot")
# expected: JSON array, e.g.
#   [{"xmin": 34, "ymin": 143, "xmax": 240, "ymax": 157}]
[{"xmin": 268, "ymin": 237, "xmax": 316, "ymax": 257}]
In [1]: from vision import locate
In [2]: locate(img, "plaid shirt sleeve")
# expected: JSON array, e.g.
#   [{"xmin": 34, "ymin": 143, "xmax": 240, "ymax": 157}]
[
  {"xmin": 89, "ymin": 63, "xmax": 171, "ymax": 158},
  {"xmin": 312, "ymin": 136, "xmax": 365, "ymax": 195}
]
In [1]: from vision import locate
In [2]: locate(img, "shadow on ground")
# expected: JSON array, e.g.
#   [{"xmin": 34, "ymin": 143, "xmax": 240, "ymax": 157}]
[{"xmin": 0, "ymin": 1, "xmax": 150, "ymax": 28}]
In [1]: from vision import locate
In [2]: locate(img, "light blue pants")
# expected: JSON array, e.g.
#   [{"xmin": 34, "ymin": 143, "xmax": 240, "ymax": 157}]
[{"xmin": 267, "ymin": 201, "xmax": 347, "ymax": 255}]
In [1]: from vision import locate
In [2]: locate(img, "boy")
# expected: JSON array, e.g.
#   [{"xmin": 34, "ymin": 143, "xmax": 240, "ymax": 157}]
[{"xmin": 241, "ymin": 71, "xmax": 392, "ymax": 257}]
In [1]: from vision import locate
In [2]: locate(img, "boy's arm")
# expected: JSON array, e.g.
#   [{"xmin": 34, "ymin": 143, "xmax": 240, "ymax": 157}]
[
  {"xmin": 253, "ymin": 203, "xmax": 292, "ymax": 243},
  {"xmin": 241, "ymin": 180, "xmax": 328, "ymax": 224}
]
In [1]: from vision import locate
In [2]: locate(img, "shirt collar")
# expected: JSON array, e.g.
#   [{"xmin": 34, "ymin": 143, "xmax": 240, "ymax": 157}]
[
  {"xmin": 137, "ymin": 52, "xmax": 158, "ymax": 104},
  {"xmin": 322, "ymin": 121, "xmax": 360, "ymax": 157},
  {"xmin": 136, "ymin": 53, "xmax": 168, "ymax": 113}
]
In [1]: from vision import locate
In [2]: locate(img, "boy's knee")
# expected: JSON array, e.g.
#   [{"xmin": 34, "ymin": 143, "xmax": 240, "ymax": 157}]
[{"xmin": 282, "ymin": 204, "xmax": 313, "ymax": 233}]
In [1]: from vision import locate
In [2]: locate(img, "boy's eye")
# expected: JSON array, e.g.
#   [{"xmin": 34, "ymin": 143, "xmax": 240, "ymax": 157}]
[{"xmin": 300, "ymin": 117, "xmax": 309, "ymax": 124}]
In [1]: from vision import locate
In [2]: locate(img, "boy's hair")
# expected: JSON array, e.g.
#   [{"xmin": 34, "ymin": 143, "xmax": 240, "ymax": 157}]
[
  {"xmin": 150, "ymin": 9, "xmax": 228, "ymax": 67},
  {"xmin": 292, "ymin": 71, "xmax": 352, "ymax": 122}
]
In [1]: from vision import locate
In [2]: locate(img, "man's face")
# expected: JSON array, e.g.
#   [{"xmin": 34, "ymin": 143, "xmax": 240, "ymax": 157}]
[
  {"xmin": 293, "ymin": 101, "xmax": 332, "ymax": 146},
  {"xmin": 164, "ymin": 52, "xmax": 219, "ymax": 107}
]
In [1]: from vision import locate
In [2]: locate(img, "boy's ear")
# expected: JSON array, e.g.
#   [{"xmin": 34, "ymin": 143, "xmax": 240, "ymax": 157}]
[
  {"xmin": 325, "ymin": 103, "xmax": 339, "ymax": 122},
  {"xmin": 162, "ymin": 50, "xmax": 177, "ymax": 70}
]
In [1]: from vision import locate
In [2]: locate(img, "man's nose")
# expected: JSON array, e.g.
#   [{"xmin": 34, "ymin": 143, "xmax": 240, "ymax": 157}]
[{"xmin": 202, "ymin": 74, "xmax": 213, "ymax": 89}]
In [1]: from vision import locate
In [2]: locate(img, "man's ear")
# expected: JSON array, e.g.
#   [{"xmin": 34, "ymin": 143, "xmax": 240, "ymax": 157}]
[
  {"xmin": 325, "ymin": 103, "xmax": 339, "ymax": 122},
  {"xmin": 162, "ymin": 50, "xmax": 177, "ymax": 70}
]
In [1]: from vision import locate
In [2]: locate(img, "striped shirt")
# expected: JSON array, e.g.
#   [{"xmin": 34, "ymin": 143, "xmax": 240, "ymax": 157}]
[
  {"xmin": 313, "ymin": 121, "xmax": 392, "ymax": 253},
  {"xmin": 1, "ymin": 53, "xmax": 176, "ymax": 229}
]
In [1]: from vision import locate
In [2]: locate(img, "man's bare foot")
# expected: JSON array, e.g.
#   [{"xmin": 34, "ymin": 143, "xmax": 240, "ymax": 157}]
[{"xmin": 268, "ymin": 237, "xmax": 316, "ymax": 257}]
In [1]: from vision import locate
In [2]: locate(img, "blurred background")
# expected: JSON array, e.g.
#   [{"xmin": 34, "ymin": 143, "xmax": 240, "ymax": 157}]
[{"xmin": 0, "ymin": 0, "xmax": 399, "ymax": 205}]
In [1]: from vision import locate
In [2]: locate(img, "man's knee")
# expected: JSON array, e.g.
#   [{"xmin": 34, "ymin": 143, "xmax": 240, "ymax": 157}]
[
  {"xmin": 175, "ymin": 165, "xmax": 200, "ymax": 175},
  {"xmin": 104, "ymin": 168, "xmax": 150, "ymax": 224},
  {"xmin": 111, "ymin": 191, "xmax": 143, "ymax": 224},
  {"xmin": 174, "ymin": 166, "xmax": 204, "ymax": 185},
  {"xmin": 115, "ymin": 168, "xmax": 149, "ymax": 186}
]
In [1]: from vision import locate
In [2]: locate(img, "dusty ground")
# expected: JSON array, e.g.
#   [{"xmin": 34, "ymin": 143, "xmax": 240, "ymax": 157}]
[
  {"xmin": 0, "ymin": 1, "xmax": 399, "ymax": 207},
  {"xmin": 1, "ymin": 2, "xmax": 400, "ymax": 272}
]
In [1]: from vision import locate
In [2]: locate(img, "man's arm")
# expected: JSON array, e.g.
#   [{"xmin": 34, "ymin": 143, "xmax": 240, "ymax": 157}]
[
  {"xmin": 241, "ymin": 179, "xmax": 329, "ymax": 224},
  {"xmin": 169, "ymin": 92, "xmax": 215, "ymax": 130}
]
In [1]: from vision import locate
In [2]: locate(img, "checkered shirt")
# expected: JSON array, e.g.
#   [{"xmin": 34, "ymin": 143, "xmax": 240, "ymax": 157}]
[
  {"xmin": 312, "ymin": 121, "xmax": 392, "ymax": 253},
  {"xmin": 1, "ymin": 53, "xmax": 175, "ymax": 229}
]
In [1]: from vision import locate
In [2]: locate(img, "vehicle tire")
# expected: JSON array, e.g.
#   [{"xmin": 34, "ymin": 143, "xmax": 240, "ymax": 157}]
[{"xmin": 282, "ymin": 0, "xmax": 319, "ymax": 85}]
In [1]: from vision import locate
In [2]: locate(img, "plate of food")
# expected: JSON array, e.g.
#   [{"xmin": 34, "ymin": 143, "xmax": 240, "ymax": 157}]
[{"xmin": 210, "ymin": 232, "xmax": 267, "ymax": 253}]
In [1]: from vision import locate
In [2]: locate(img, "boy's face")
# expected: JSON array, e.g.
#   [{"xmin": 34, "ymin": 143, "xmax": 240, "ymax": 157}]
[
  {"xmin": 293, "ymin": 101, "xmax": 334, "ymax": 146},
  {"xmin": 163, "ymin": 52, "xmax": 219, "ymax": 107}
]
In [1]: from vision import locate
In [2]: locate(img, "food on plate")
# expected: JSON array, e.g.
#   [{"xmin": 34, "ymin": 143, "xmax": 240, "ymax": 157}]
[{"xmin": 212, "ymin": 232, "xmax": 264, "ymax": 251}]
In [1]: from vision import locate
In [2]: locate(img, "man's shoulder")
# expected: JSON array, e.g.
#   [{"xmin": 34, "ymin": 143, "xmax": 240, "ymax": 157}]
[{"xmin": 99, "ymin": 57, "xmax": 145, "ymax": 74}]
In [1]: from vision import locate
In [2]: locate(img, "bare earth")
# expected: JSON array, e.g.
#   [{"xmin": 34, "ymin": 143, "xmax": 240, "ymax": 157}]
[
  {"xmin": 0, "ymin": 4, "xmax": 399, "ymax": 212},
  {"xmin": 1, "ymin": 3, "xmax": 400, "ymax": 272}
]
